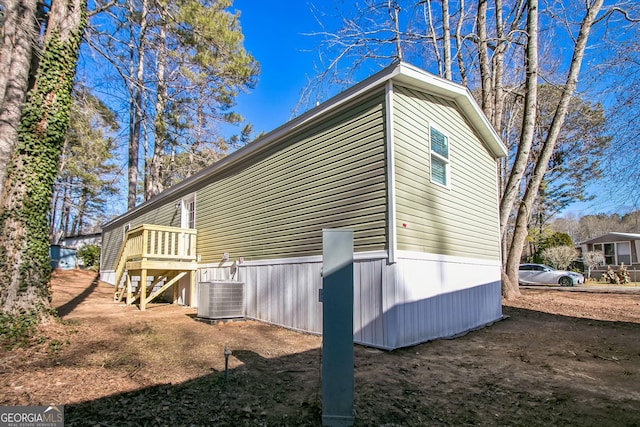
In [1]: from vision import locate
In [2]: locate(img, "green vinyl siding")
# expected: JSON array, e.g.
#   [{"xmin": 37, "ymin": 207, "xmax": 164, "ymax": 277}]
[
  {"xmin": 195, "ymin": 92, "xmax": 388, "ymax": 262},
  {"xmin": 393, "ymin": 85, "xmax": 500, "ymax": 260},
  {"xmin": 100, "ymin": 198, "xmax": 183, "ymax": 270}
]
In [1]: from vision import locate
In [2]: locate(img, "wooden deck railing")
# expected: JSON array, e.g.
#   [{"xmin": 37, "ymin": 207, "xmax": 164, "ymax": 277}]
[
  {"xmin": 113, "ymin": 224, "xmax": 197, "ymax": 299},
  {"xmin": 124, "ymin": 224, "xmax": 197, "ymax": 262}
]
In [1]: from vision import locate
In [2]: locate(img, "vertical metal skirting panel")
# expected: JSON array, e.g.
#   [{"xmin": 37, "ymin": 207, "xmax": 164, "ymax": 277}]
[
  {"xmin": 239, "ymin": 261, "xmax": 324, "ymax": 334},
  {"xmin": 219, "ymin": 254, "xmax": 501, "ymax": 350},
  {"xmin": 353, "ymin": 260, "xmax": 384, "ymax": 347}
]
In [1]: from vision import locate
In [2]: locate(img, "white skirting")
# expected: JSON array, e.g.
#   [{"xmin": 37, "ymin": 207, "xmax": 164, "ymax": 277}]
[{"xmin": 199, "ymin": 250, "xmax": 502, "ymax": 350}]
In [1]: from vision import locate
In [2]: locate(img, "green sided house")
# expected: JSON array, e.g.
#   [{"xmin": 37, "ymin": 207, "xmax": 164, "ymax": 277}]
[{"xmin": 100, "ymin": 61, "xmax": 507, "ymax": 350}]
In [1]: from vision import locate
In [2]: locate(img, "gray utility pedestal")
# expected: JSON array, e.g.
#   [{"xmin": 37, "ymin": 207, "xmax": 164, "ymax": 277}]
[{"xmin": 321, "ymin": 229, "xmax": 354, "ymax": 427}]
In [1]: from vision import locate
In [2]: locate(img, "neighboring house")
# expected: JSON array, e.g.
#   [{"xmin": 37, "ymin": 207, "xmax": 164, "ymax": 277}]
[
  {"xmin": 100, "ymin": 61, "xmax": 507, "ymax": 350},
  {"xmin": 61, "ymin": 232, "xmax": 102, "ymax": 249},
  {"xmin": 580, "ymin": 232, "xmax": 640, "ymax": 266},
  {"xmin": 580, "ymin": 232, "xmax": 640, "ymax": 281}
]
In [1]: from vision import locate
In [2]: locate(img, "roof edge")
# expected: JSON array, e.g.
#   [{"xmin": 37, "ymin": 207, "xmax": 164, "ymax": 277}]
[
  {"xmin": 580, "ymin": 232, "xmax": 640, "ymax": 244},
  {"xmin": 103, "ymin": 61, "xmax": 506, "ymax": 229}
]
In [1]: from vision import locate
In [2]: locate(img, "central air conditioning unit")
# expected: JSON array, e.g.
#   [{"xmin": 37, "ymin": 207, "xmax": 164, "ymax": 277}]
[{"xmin": 197, "ymin": 281, "xmax": 245, "ymax": 319}]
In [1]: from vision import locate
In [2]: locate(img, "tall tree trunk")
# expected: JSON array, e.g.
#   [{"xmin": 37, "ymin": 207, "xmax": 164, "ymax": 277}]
[
  {"xmin": 73, "ymin": 188, "xmax": 87, "ymax": 235},
  {"xmin": 491, "ymin": 0, "xmax": 505, "ymax": 132},
  {"xmin": 389, "ymin": 0, "xmax": 402, "ymax": 61},
  {"xmin": 500, "ymin": 0, "xmax": 539, "ymax": 298},
  {"xmin": 0, "ymin": 0, "xmax": 86, "ymax": 315},
  {"xmin": 127, "ymin": 0, "xmax": 148, "ymax": 209},
  {"xmin": 441, "ymin": 0, "xmax": 452, "ymax": 79},
  {"xmin": 476, "ymin": 0, "xmax": 493, "ymax": 117},
  {"xmin": 454, "ymin": 0, "xmax": 467, "ymax": 85},
  {"xmin": 504, "ymin": 0, "xmax": 605, "ymax": 293},
  {"xmin": 61, "ymin": 179, "xmax": 72, "ymax": 236},
  {"xmin": 146, "ymin": 18, "xmax": 166, "ymax": 200},
  {"xmin": 0, "ymin": 0, "xmax": 39, "ymax": 198},
  {"xmin": 424, "ymin": 1, "xmax": 442, "ymax": 75},
  {"xmin": 499, "ymin": 0, "xmax": 538, "ymax": 256}
]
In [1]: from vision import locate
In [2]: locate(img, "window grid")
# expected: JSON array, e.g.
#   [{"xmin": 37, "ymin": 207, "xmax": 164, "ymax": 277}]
[{"xmin": 429, "ymin": 126, "xmax": 450, "ymax": 188}]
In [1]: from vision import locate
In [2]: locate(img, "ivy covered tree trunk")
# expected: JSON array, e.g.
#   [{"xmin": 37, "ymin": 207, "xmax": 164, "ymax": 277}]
[
  {"xmin": 0, "ymin": 0, "xmax": 40, "ymax": 198},
  {"xmin": 0, "ymin": 0, "xmax": 87, "ymax": 315}
]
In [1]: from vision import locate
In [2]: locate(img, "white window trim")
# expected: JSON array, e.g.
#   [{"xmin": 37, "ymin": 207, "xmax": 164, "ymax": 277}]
[
  {"xmin": 181, "ymin": 193, "xmax": 196, "ymax": 229},
  {"xmin": 429, "ymin": 124, "xmax": 451, "ymax": 189}
]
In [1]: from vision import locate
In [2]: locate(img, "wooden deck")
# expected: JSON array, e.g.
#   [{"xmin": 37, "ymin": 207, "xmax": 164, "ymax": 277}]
[{"xmin": 112, "ymin": 224, "xmax": 198, "ymax": 310}]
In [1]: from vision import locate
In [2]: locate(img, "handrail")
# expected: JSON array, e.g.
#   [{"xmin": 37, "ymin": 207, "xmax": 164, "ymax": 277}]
[{"xmin": 113, "ymin": 224, "xmax": 198, "ymax": 300}]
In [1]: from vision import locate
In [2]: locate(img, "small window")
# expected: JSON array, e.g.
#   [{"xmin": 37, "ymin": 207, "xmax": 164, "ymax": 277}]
[{"xmin": 430, "ymin": 126, "xmax": 450, "ymax": 187}]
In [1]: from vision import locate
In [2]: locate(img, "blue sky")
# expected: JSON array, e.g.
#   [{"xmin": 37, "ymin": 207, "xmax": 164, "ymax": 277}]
[
  {"xmin": 81, "ymin": 1, "xmax": 629, "ymax": 218},
  {"xmin": 228, "ymin": 1, "xmax": 323, "ymax": 136},
  {"xmin": 226, "ymin": 1, "xmax": 613, "ymax": 217}
]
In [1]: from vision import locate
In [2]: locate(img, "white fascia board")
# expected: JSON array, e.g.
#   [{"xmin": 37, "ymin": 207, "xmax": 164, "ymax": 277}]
[{"xmin": 391, "ymin": 62, "xmax": 507, "ymax": 158}]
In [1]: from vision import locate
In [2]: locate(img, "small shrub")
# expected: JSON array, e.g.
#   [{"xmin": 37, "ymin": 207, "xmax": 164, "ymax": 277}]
[
  {"xmin": 617, "ymin": 263, "xmax": 631, "ymax": 284},
  {"xmin": 604, "ymin": 264, "xmax": 631, "ymax": 285},
  {"xmin": 78, "ymin": 244, "xmax": 100, "ymax": 269},
  {"xmin": 583, "ymin": 251, "xmax": 605, "ymax": 279},
  {"xmin": 541, "ymin": 246, "xmax": 578, "ymax": 270},
  {"xmin": 604, "ymin": 266, "xmax": 619, "ymax": 284}
]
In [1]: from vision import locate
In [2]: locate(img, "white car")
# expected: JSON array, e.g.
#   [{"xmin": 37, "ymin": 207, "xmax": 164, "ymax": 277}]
[{"xmin": 518, "ymin": 263, "xmax": 584, "ymax": 286}]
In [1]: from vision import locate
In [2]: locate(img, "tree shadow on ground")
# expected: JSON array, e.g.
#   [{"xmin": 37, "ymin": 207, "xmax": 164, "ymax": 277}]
[
  {"xmin": 65, "ymin": 348, "xmax": 322, "ymax": 426},
  {"xmin": 62, "ymin": 307, "xmax": 640, "ymax": 427},
  {"xmin": 56, "ymin": 273, "xmax": 100, "ymax": 317}
]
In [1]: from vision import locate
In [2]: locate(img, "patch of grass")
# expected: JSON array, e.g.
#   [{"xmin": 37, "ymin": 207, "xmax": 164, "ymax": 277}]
[{"xmin": 582, "ymin": 280, "xmax": 640, "ymax": 287}]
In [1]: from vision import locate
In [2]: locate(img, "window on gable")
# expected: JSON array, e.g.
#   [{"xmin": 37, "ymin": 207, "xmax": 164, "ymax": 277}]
[{"xmin": 430, "ymin": 126, "xmax": 450, "ymax": 187}]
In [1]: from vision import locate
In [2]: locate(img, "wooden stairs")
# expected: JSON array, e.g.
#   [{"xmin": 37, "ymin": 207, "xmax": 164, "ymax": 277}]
[{"xmin": 112, "ymin": 224, "xmax": 198, "ymax": 310}]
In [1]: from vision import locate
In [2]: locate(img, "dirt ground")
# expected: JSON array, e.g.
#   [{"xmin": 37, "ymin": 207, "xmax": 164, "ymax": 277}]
[{"xmin": 1, "ymin": 270, "xmax": 639, "ymax": 426}]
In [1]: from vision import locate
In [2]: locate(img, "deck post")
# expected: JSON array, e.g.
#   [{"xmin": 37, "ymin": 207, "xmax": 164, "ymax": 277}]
[
  {"xmin": 173, "ymin": 277, "xmax": 179, "ymax": 303},
  {"xmin": 189, "ymin": 270, "xmax": 196, "ymax": 307},
  {"xmin": 126, "ymin": 273, "xmax": 132, "ymax": 305},
  {"xmin": 141, "ymin": 227, "xmax": 149, "ymax": 258},
  {"xmin": 140, "ymin": 269, "xmax": 147, "ymax": 311}
]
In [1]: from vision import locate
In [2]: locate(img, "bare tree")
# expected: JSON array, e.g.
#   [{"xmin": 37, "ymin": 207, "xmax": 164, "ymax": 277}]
[
  {"xmin": 503, "ymin": 0, "xmax": 606, "ymax": 297},
  {"xmin": 583, "ymin": 251, "xmax": 605, "ymax": 279},
  {"xmin": 0, "ymin": 0, "xmax": 39, "ymax": 197},
  {"xmin": 303, "ymin": 0, "xmax": 637, "ymax": 298}
]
